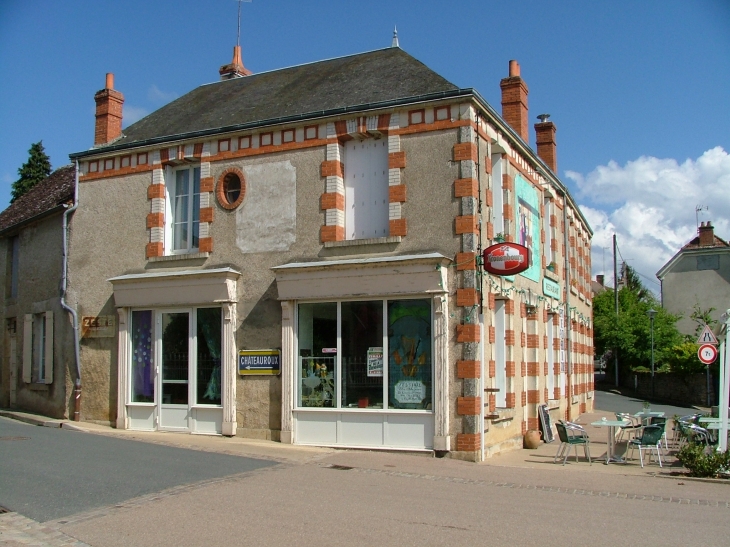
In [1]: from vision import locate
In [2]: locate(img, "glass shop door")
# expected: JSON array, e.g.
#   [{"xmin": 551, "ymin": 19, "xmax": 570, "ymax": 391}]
[{"xmin": 158, "ymin": 310, "xmax": 192, "ymax": 431}]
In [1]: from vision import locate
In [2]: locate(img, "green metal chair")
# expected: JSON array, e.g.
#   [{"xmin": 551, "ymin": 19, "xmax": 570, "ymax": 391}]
[
  {"xmin": 615, "ymin": 412, "xmax": 642, "ymax": 443},
  {"xmin": 554, "ymin": 421, "xmax": 591, "ymax": 465},
  {"xmin": 649, "ymin": 416, "xmax": 668, "ymax": 452},
  {"xmin": 626, "ymin": 424, "xmax": 663, "ymax": 467}
]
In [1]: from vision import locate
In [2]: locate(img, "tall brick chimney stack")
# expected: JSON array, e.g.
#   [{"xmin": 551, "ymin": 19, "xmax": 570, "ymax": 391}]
[
  {"xmin": 500, "ymin": 60, "xmax": 529, "ymax": 142},
  {"xmin": 535, "ymin": 114, "xmax": 557, "ymax": 173},
  {"xmin": 219, "ymin": 45, "xmax": 252, "ymax": 80},
  {"xmin": 698, "ymin": 221, "xmax": 715, "ymax": 246},
  {"xmin": 94, "ymin": 73, "xmax": 124, "ymax": 146}
]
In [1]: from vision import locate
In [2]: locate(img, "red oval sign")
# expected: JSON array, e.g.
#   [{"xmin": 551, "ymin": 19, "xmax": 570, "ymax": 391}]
[{"xmin": 482, "ymin": 243, "xmax": 531, "ymax": 276}]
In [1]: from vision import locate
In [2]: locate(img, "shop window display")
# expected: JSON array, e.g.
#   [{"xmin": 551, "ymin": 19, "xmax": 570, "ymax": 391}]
[{"xmin": 296, "ymin": 298, "xmax": 432, "ymax": 411}]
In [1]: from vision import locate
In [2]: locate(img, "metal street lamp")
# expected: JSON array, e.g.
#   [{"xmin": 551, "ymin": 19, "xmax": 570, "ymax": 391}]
[{"xmin": 647, "ymin": 308, "xmax": 657, "ymax": 399}]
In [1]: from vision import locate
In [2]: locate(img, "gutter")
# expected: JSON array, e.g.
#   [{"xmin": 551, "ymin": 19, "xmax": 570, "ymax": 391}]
[{"xmin": 60, "ymin": 160, "xmax": 82, "ymax": 421}]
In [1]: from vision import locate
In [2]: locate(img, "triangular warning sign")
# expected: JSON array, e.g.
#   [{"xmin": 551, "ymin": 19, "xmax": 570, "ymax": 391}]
[{"xmin": 696, "ymin": 324, "xmax": 718, "ymax": 345}]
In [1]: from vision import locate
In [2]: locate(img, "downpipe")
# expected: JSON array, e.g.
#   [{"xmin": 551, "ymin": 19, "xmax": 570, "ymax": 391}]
[{"xmin": 60, "ymin": 161, "xmax": 82, "ymax": 421}]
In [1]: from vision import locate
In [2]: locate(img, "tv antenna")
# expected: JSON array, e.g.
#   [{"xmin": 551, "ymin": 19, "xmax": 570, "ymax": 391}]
[
  {"xmin": 695, "ymin": 205, "xmax": 708, "ymax": 228},
  {"xmin": 237, "ymin": 0, "xmax": 252, "ymax": 47}
]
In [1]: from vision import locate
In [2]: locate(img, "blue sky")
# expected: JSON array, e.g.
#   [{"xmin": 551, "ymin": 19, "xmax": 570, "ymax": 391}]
[{"xmin": 1, "ymin": 0, "xmax": 728, "ymax": 287}]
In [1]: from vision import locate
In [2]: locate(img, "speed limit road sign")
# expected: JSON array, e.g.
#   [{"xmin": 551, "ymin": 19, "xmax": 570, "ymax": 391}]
[{"xmin": 698, "ymin": 343, "xmax": 718, "ymax": 365}]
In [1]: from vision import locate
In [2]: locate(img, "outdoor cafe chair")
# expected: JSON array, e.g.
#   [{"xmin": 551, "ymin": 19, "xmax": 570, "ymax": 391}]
[
  {"xmin": 649, "ymin": 416, "xmax": 668, "ymax": 452},
  {"xmin": 626, "ymin": 424, "xmax": 663, "ymax": 467},
  {"xmin": 554, "ymin": 421, "xmax": 591, "ymax": 465},
  {"xmin": 615, "ymin": 412, "xmax": 642, "ymax": 443}
]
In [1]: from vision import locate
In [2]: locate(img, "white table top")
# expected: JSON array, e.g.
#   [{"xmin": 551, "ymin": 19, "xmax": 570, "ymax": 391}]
[
  {"xmin": 591, "ymin": 419, "xmax": 630, "ymax": 427},
  {"xmin": 633, "ymin": 411, "xmax": 665, "ymax": 418}
]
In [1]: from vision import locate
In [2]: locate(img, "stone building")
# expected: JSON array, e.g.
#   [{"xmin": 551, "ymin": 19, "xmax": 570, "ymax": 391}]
[{"xmin": 1, "ymin": 44, "xmax": 594, "ymax": 461}]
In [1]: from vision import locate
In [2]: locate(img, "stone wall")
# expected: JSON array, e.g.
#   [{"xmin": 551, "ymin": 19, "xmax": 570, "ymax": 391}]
[{"xmin": 623, "ymin": 371, "xmax": 713, "ymax": 408}]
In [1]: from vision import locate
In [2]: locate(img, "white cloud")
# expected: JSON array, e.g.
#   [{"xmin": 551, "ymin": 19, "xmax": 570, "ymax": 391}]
[
  {"xmin": 122, "ymin": 105, "xmax": 150, "ymax": 127},
  {"xmin": 148, "ymin": 85, "xmax": 177, "ymax": 104},
  {"xmin": 567, "ymin": 147, "xmax": 730, "ymax": 291}
]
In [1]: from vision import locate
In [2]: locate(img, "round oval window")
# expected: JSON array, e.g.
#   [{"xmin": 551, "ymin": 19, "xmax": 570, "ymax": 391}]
[{"xmin": 216, "ymin": 169, "xmax": 245, "ymax": 209}]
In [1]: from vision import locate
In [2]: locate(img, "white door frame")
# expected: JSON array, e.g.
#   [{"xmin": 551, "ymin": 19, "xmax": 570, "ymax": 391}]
[{"xmin": 157, "ymin": 308, "xmax": 193, "ymax": 432}]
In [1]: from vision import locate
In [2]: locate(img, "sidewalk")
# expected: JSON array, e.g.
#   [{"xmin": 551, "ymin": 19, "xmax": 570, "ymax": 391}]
[{"xmin": 0, "ymin": 407, "xmax": 685, "ymax": 475}]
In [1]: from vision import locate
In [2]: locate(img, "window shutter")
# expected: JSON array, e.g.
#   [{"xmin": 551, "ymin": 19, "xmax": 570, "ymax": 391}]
[
  {"xmin": 22, "ymin": 314, "xmax": 32, "ymax": 383},
  {"xmin": 44, "ymin": 311, "xmax": 54, "ymax": 384}
]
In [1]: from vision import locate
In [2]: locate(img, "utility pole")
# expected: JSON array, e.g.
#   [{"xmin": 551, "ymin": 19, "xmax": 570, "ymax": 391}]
[{"xmin": 613, "ymin": 234, "xmax": 619, "ymax": 387}]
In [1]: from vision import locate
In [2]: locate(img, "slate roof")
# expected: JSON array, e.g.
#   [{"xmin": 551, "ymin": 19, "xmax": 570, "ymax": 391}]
[
  {"xmin": 95, "ymin": 47, "xmax": 460, "ymax": 151},
  {"xmin": 0, "ymin": 165, "xmax": 75, "ymax": 234}
]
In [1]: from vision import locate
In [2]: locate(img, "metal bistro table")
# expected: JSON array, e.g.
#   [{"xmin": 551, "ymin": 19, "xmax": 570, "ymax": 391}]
[
  {"xmin": 591, "ymin": 418, "xmax": 630, "ymax": 464},
  {"xmin": 634, "ymin": 410, "xmax": 665, "ymax": 425}
]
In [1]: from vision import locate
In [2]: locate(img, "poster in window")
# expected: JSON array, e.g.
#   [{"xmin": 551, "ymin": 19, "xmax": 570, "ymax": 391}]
[
  {"xmin": 515, "ymin": 174, "xmax": 541, "ymax": 282},
  {"xmin": 367, "ymin": 347, "xmax": 383, "ymax": 377}
]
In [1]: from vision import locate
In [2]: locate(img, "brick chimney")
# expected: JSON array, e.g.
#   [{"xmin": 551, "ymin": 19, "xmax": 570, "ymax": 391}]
[
  {"xmin": 535, "ymin": 114, "xmax": 557, "ymax": 173},
  {"xmin": 698, "ymin": 221, "xmax": 715, "ymax": 246},
  {"xmin": 219, "ymin": 45, "xmax": 252, "ymax": 80},
  {"xmin": 500, "ymin": 60, "xmax": 529, "ymax": 142},
  {"xmin": 94, "ymin": 73, "xmax": 124, "ymax": 146},
  {"xmin": 596, "ymin": 274, "xmax": 604, "ymax": 287}
]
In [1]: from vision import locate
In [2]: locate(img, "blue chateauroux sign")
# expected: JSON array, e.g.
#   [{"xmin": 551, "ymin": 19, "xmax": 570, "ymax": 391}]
[{"xmin": 543, "ymin": 277, "xmax": 561, "ymax": 300}]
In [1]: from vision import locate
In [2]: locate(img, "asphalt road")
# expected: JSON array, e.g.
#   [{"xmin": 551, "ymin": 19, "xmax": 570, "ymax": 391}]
[
  {"xmin": 593, "ymin": 389, "xmax": 700, "ymax": 418},
  {"xmin": 0, "ymin": 417, "xmax": 276, "ymax": 522}
]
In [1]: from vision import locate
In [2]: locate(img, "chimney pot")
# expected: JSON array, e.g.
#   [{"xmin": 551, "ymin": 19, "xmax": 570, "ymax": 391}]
[
  {"xmin": 94, "ymin": 73, "xmax": 124, "ymax": 145},
  {"xmin": 500, "ymin": 59, "xmax": 529, "ymax": 142},
  {"xmin": 698, "ymin": 221, "xmax": 715, "ymax": 246}
]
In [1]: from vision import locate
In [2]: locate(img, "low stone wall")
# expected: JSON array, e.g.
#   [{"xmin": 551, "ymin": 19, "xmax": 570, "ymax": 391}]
[{"xmin": 622, "ymin": 371, "xmax": 713, "ymax": 408}]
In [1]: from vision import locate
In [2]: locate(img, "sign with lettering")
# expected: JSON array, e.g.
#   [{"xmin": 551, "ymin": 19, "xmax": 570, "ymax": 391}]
[
  {"xmin": 543, "ymin": 278, "xmax": 561, "ymax": 300},
  {"xmin": 81, "ymin": 315, "xmax": 116, "ymax": 338},
  {"xmin": 367, "ymin": 347, "xmax": 383, "ymax": 377},
  {"xmin": 238, "ymin": 350, "xmax": 281, "ymax": 375},
  {"xmin": 394, "ymin": 380, "xmax": 426, "ymax": 404},
  {"xmin": 482, "ymin": 243, "xmax": 531, "ymax": 276}
]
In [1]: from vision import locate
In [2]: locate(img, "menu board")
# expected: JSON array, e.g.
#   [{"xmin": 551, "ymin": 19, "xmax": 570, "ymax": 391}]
[{"xmin": 538, "ymin": 404, "xmax": 554, "ymax": 443}]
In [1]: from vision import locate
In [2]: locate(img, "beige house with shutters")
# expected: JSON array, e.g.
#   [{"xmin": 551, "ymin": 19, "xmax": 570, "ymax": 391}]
[
  {"xmin": 0, "ymin": 165, "xmax": 78, "ymax": 418},
  {"xmin": 1, "ymin": 44, "xmax": 594, "ymax": 461}
]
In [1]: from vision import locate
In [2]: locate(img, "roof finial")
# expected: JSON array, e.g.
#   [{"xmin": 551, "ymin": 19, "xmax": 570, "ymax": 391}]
[{"xmin": 392, "ymin": 26, "xmax": 400, "ymax": 48}]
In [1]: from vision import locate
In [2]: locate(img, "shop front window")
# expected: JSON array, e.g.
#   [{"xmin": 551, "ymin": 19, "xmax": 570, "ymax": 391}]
[
  {"xmin": 296, "ymin": 298, "xmax": 432, "ymax": 411},
  {"xmin": 298, "ymin": 302, "xmax": 337, "ymax": 407},
  {"xmin": 131, "ymin": 310, "xmax": 154, "ymax": 403},
  {"xmin": 342, "ymin": 301, "xmax": 383, "ymax": 409},
  {"xmin": 387, "ymin": 299, "xmax": 432, "ymax": 410},
  {"xmin": 196, "ymin": 307, "xmax": 222, "ymax": 405}
]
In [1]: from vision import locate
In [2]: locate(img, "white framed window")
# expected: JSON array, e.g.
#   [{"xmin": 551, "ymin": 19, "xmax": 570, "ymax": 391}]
[
  {"xmin": 296, "ymin": 298, "xmax": 433, "ymax": 411},
  {"xmin": 494, "ymin": 300, "xmax": 507, "ymax": 407},
  {"xmin": 547, "ymin": 314, "xmax": 555, "ymax": 398},
  {"xmin": 344, "ymin": 138, "xmax": 389, "ymax": 240},
  {"xmin": 23, "ymin": 312, "xmax": 53, "ymax": 384},
  {"xmin": 165, "ymin": 165, "xmax": 201, "ymax": 254},
  {"xmin": 491, "ymin": 154, "xmax": 504, "ymax": 239}
]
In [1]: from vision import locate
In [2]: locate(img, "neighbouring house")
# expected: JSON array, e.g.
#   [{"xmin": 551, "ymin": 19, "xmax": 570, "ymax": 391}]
[
  {"xmin": 2, "ymin": 43, "xmax": 594, "ymax": 461},
  {"xmin": 657, "ymin": 221, "xmax": 730, "ymax": 337},
  {"xmin": 0, "ymin": 165, "xmax": 78, "ymax": 417}
]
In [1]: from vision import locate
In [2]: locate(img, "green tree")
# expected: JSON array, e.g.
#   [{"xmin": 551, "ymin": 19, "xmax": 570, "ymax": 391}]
[
  {"xmin": 593, "ymin": 265, "xmax": 682, "ymax": 376},
  {"xmin": 11, "ymin": 141, "xmax": 52, "ymax": 203}
]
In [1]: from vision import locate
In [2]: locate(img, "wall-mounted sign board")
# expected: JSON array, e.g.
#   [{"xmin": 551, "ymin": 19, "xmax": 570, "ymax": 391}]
[
  {"xmin": 482, "ymin": 243, "xmax": 530, "ymax": 276},
  {"xmin": 238, "ymin": 350, "xmax": 281, "ymax": 375}
]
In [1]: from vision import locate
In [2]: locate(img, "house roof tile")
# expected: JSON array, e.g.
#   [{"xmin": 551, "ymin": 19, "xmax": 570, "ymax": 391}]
[{"xmin": 0, "ymin": 165, "xmax": 75, "ymax": 233}]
